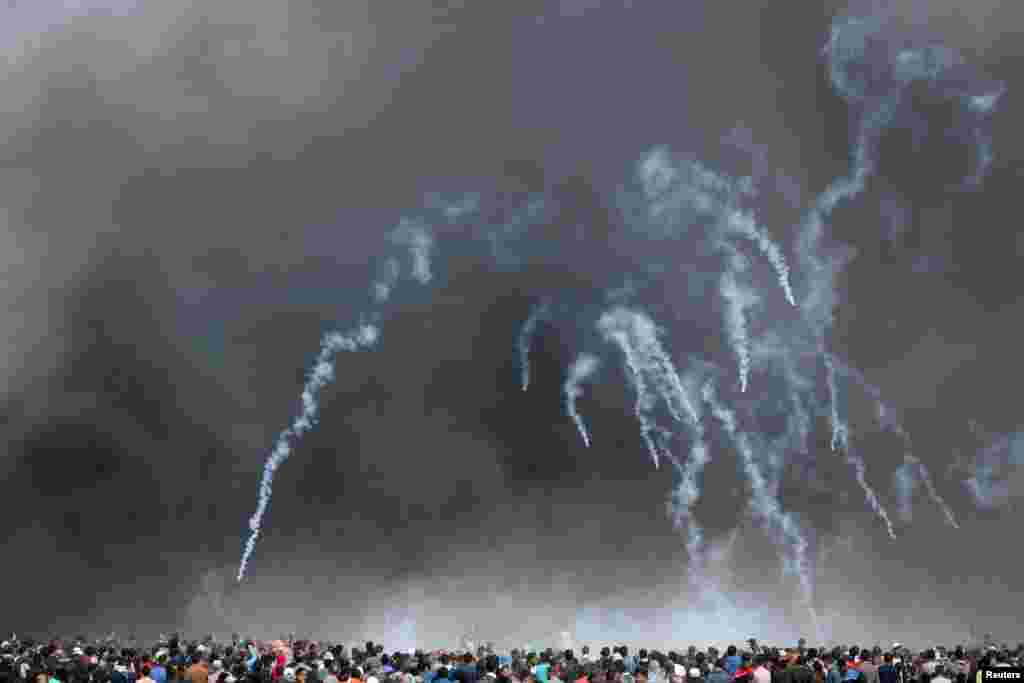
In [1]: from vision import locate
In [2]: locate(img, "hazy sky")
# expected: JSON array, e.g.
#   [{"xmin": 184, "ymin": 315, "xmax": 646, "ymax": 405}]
[{"xmin": 1, "ymin": 0, "xmax": 1022, "ymax": 649}]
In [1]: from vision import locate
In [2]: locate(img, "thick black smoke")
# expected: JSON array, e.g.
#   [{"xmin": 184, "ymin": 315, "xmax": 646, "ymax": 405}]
[{"xmin": 1, "ymin": 0, "xmax": 1022, "ymax": 647}]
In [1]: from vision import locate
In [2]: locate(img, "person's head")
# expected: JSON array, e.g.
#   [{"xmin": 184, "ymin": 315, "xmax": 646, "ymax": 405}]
[
  {"xmin": 142, "ymin": 666, "xmax": 152, "ymax": 677},
  {"xmin": 726, "ymin": 648, "xmax": 737, "ymax": 658}
]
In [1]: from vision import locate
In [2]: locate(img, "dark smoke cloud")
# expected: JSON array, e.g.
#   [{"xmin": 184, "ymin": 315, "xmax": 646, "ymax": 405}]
[{"xmin": 1, "ymin": 0, "xmax": 1022, "ymax": 646}]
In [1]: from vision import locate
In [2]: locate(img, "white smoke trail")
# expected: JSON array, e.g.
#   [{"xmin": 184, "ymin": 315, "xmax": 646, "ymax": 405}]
[
  {"xmin": 640, "ymin": 149, "xmax": 797, "ymax": 308},
  {"xmin": 719, "ymin": 248, "xmax": 758, "ymax": 393},
  {"xmin": 832, "ymin": 356, "xmax": 960, "ymax": 530},
  {"xmin": 518, "ymin": 299, "xmax": 552, "ymax": 392},
  {"xmin": 564, "ymin": 353, "xmax": 601, "ymax": 448},
  {"xmin": 238, "ymin": 323, "xmax": 380, "ymax": 582},
  {"xmin": 597, "ymin": 308, "xmax": 711, "ymax": 580},
  {"xmin": 822, "ymin": 351, "xmax": 848, "ymax": 452},
  {"xmin": 907, "ymin": 453, "xmax": 959, "ymax": 529},
  {"xmin": 847, "ymin": 443, "xmax": 896, "ymax": 539},
  {"xmin": 822, "ymin": 353, "xmax": 895, "ymax": 537},
  {"xmin": 723, "ymin": 205, "xmax": 797, "ymax": 307},
  {"xmin": 597, "ymin": 308, "xmax": 702, "ymax": 431},
  {"xmin": 601, "ymin": 320, "xmax": 664, "ymax": 469},
  {"xmin": 701, "ymin": 380, "xmax": 816, "ymax": 619},
  {"xmin": 666, "ymin": 440, "xmax": 711, "ymax": 587}
]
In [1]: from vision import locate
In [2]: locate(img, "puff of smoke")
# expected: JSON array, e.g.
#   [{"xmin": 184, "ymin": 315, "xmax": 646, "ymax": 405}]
[
  {"xmin": 564, "ymin": 353, "xmax": 601, "ymax": 448},
  {"xmin": 391, "ymin": 218, "xmax": 435, "ymax": 286},
  {"xmin": 518, "ymin": 299, "xmax": 553, "ymax": 392},
  {"xmin": 964, "ymin": 430, "xmax": 1024, "ymax": 509},
  {"xmin": 238, "ymin": 323, "xmax": 380, "ymax": 582},
  {"xmin": 373, "ymin": 258, "xmax": 401, "ymax": 304}
]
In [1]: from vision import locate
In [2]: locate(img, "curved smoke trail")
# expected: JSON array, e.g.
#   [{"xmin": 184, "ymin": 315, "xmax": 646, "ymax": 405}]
[
  {"xmin": 719, "ymin": 247, "xmax": 757, "ymax": 394},
  {"xmin": 518, "ymin": 298, "xmax": 552, "ymax": 392},
  {"xmin": 238, "ymin": 323, "xmax": 380, "ymax": 582},
  {"xmin": 238, "ymin": 221, "xmax": 435, "ymax": 581},
  {"xmin": 564, "ymin": 353, "xmax": 601, "ymax": 448}
]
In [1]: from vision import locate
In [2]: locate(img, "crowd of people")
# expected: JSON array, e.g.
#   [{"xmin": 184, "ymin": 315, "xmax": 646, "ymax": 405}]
[{"xmin": 1, "ymin": 635, "xmax": 1019, "ymax": 683}]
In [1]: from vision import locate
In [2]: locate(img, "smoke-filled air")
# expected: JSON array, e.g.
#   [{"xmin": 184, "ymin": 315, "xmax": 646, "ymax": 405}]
[
  {"xmin": 233, "ymin": 0, "xmax": 1007, "ymax": 642},
  {"xmin": 4, "ymin": 0, "xmax": 1024, "ymax": 652}
]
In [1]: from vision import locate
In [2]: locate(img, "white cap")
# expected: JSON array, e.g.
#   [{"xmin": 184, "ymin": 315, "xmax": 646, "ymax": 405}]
[
  {"xmin": 675, "ymin": 665, "xmax": 685, "ymax": 676},
  {"xmin": 323, "ymin": 653, "xmax": 335, "ymax": 661},
  {"xmin": 689, "ymin": 669, "xmax": 702, "ymax": 679},
  {"xmin": 72, "ymin": 648, "xmax": 83, "ymax": 656},
  {"xmin": 284, "ymin": 668, "xmax": 296, "ymax": 681},
  {"xmin": 368, "ymin": 678, "xmax": 379, "ymax": 683}
]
